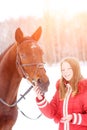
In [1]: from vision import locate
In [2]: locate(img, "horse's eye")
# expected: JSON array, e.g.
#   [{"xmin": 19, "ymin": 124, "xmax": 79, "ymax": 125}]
[{"xmin": 20, "ymin": 54, "xmax": 26, "ymax": 59}]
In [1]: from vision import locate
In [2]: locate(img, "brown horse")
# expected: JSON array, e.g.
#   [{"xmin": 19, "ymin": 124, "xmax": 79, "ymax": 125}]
[{"xmin": 0, "ymin": 26, "xmax": 49, "ymax": 130}]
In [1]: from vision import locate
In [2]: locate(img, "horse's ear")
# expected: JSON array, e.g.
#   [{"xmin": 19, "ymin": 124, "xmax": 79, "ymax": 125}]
[
  {"xmin": 31, "ymin": 26, "xmax": 42, "ymax": 41},
  {"xmin": 15, "ymin": 28, "xmax": 24, "ymax": 43}
]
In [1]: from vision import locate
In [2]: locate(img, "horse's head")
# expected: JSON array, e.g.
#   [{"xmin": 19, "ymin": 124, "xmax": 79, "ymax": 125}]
[{"xmin": 15, "ymin": 26, "xmax": 49, "ymax": 93}]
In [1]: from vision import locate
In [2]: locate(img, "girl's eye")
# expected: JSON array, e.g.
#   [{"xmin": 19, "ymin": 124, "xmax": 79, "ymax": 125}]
[{"xmin": 62, "ymin": 68, "xmax": 72, "ymax": 71}]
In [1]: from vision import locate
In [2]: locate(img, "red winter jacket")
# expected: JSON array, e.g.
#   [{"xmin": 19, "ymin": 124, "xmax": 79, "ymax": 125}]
[{"xmin": 36, "ymin": 79, "xmax": 87, "ymax": 130}]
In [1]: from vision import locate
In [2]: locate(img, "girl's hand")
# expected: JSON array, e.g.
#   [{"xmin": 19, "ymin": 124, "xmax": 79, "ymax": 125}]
[
  {"xmin": 33, "ymin": 85, "xmax": 44, "ymax": 100},
  {"xmin": 60, "ymin": 114, "xmax": 72, "ymax": 123}
]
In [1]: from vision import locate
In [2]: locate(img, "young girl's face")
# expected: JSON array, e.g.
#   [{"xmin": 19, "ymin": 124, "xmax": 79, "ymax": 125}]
[{"xmin": 61, "ymin": 61, "xmax": 73, "ymax": 81}]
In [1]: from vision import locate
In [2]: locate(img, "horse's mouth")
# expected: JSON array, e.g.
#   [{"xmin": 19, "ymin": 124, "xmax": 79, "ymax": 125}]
[{"xmin": 37, "ymin": 79, "xmax": 50, "ymax": 93}]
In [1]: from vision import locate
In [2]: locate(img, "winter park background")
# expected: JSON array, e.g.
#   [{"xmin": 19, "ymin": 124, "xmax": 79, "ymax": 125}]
[
  {"xmin": 13, "ymin": 62, "xmax": 87, "ymax": 130},
  {"xmin": 0, "ymin": 0, "xmax": 87, "ymax": 129}
]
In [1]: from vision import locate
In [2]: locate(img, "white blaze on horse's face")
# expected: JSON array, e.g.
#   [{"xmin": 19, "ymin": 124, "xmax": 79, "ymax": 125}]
[{"xmin": 31, "ymin": 44, "xmax": 37, "ymax": 49}]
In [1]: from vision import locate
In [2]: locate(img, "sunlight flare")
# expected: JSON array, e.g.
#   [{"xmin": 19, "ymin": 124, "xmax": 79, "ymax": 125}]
[{"xmin": 0, "ymin": 0, "xmax": 87, "ymax": 21}]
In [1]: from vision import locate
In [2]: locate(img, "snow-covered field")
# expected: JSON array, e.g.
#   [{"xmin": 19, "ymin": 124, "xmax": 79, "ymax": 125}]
[{"xmin": 13, "ymin": 62, "xmax": 87, "ymax": 130}]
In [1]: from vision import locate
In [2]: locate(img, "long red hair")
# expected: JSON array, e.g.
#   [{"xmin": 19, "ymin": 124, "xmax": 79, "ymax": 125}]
[{"xmin": 59, "ymin": 57, "xmax": 83, "ymax": 99}]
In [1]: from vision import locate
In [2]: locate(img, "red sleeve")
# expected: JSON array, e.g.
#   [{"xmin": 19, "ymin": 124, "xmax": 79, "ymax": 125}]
[{"xmin": 36, "ymin": 90, "xmax": 60, "ymax": 119}]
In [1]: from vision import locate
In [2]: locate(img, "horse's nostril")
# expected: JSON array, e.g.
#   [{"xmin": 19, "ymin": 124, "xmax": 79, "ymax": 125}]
[{"xmin": 37, "ymin": 79, "xmax": 41, "ymax": 84}]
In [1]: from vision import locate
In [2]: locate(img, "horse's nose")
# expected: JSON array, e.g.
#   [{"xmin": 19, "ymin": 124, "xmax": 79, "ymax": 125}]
[{"xmin": 37, "ymin": 78, "xmax": 50, "ymax": 93}]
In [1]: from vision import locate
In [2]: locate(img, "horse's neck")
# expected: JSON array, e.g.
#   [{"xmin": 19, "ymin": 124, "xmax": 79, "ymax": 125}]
[
  {"xmin": 0, "ymin": 44, "xmax": 17, "ymax": 76},
  {"xmin": 0, "ymin": 44, "xmax": 14, "ymax": 62},
  {"xmin": 0, "ymin": 44, "xmax": 21, "ymax": 103}
]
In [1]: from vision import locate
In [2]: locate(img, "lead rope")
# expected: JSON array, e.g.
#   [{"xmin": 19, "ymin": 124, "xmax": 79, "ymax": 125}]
[
  {"xmin": 18, "ymin": 107, "xmax": 42, "ymax": 120},
  {"xmin": 0, "ymin": 85, "xmax": 42, "ymax": 120},
  {"xmin": 18, "ymin": 80, "xmax": 42, "ymax": 120},
  {"xmin": 0, "ymin": 85, "xmax": 33, "ymax": 107}
]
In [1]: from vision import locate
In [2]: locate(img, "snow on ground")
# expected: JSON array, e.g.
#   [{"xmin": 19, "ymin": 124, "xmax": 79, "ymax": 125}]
[{"xmin": 13, "ymin": 62, "xmax": 87, "ymax": 130}]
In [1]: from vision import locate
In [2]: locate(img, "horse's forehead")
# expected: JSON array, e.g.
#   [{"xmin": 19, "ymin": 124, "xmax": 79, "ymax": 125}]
[
  {"xmin": 31, "ymin": 43, "xmax": 37, "ymax": 49},
  {"xmin": 18, "ymin": 40, "xmax": 42, "ymax": 54}
]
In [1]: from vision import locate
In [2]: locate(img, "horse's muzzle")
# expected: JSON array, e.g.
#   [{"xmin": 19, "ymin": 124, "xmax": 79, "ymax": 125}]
[{"xmin": 37, "ymin": 78, "xmax": 50, "ymax": 93}]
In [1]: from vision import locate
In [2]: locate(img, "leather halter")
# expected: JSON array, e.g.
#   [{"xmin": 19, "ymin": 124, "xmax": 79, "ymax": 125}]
[
  {"xmin": 16, "ymin": 41, "xmax": 44, "ymax": 85},
  {"xmin": 16, "ymin": 52, "xmax": 29, "ymax": 79}
]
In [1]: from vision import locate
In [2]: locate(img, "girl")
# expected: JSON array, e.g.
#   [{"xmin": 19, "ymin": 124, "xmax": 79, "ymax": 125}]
[{"xmin": 34, "ymin": 57, "xmax": 87, "ymax": 130}]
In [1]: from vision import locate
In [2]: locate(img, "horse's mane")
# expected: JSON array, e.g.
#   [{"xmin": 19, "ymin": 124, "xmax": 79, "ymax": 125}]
[{"xmin": 0, "ymin": 43, "xmax": 14, "ymax": 62}]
